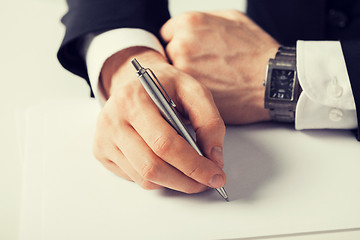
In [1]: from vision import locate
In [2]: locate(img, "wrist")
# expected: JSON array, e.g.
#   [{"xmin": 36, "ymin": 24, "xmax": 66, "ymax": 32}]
[
  {"xmin": 219, "ymin": 45, "xmax": 278, "ymax": 124},
  {"xmin": 243, "ymin": 45, "xmax": 279, "ymax": 123},
  {"xmin": 259, "ymin": 45, "xmax": 280, "ymax": 121},
  {"xmin": 100, "ymin": 47, "xmax": 167, "ymax": 98}
]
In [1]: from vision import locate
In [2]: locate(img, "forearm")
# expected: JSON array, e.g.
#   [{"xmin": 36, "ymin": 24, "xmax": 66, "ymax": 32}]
[{"xmin": 58, "ymin": 0, "xmax": 170, "ymax": 85}]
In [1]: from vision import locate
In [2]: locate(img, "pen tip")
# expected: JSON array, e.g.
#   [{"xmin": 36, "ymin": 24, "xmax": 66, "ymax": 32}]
[{"xmin": 216, "ymin": 187, "xmax": 229, "ymax": 202}]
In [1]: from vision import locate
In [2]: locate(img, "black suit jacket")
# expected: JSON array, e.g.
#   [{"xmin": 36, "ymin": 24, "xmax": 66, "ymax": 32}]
[{"xmin": 57, "ymin": 0, "xmax": 360, "ymax": 140}]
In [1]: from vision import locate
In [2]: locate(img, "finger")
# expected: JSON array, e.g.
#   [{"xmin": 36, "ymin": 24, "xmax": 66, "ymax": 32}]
[
  {"xmin": 114, "ymin": 124, "xmax": 208, "ymax": 193},
  {"xmin": 175, "ymin": 77, "xmax": 226, "ymax": 168},
  {"xmin": 107, "ymin": 142, "xmax": 163, "ymax": 190},
  {"xmin": 101, "ymin": 158, "xmax": 132, "ymax": 180},
  {"xmin": 160, "ymin": 17, "xmax": 175, "ymax": 43},
  {"xmin": 93, "ymin": 132, "xmax": 133, "ymax": 181},
  {"xmin": 129, "ymin": 100, "xmax": 226, "ymax": 189},
  {"xmin": 161, "ymin": 12, "xmax": 205, "ymax": 43}
]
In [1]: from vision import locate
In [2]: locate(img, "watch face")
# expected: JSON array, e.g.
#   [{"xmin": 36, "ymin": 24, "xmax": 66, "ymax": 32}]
[{"xmin": 270, "ymin": 69, "xmax": 295, "ymax": 100}]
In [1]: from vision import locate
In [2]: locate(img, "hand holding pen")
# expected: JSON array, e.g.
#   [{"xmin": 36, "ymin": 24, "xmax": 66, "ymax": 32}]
[
  {"xmin": 132, "ymin": 58, "xmax": 228, "ymax": 201},
  {"xmin": 93, "ymin": 47, "xmax": 227, "ymax": 198}
]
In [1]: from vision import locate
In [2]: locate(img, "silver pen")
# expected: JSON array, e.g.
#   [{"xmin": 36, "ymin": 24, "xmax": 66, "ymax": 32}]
[{"xmin": 131, "ymin": 58, "xmax": 229, "ymax": 202}]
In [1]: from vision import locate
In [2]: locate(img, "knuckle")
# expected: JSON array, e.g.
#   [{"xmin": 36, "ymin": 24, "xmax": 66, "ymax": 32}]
[
  {"xmin": 187, "ymin": 165, "xmax": 204, "ymax": 179},
  {"xmin": 109, "ymin": 87, "xmax": 128, "ymax": 107},
  {"xmin": 97, "ymin": 108, "xmax": 113, "ymax": 129},
  {"xmin": 112, "ymin": 82, "xmax": 156, "ymax": 123},
  {"xmin": 180, "ymin": 11, "xmax": 205, "ymax": 26},
  {"xmin": 176, "ymin": 39, "xmax": 192, "ymax": 54},
  {"xmin": 139, "ymin": 179, "xmax": 160, "ymax": 190},
  {"xmin": 140, "ymin": 160, "xmax": 159, "ymax": 181},
  {"xmin": 207, "ymin": 117, "xmax": 226, "ymax": 133},
  {"xmin": 166, "ymin": 39, "xmax": 192, "ymax": 61},
  {"xmin": 222, "ymin": 9, "xmax": 245, "ymax": 21},
  {"xmin": 139, "ymin": 180, "xmax": 155, "ymax": 190},
  {"xmin": 165, "ymin": 41, "xmax": 182, "ymax": 59},
  {"xmin": 153, "ymin": 135, "xmax": 173, "ymax": 157},
  {"xmin": 109, "ymin": 82, "xmax": 144, "ymax": 120},
  {"xmin": 92, "ymin": 141, "xmax": 105, "ymax": 162},
  {"xmin": 112, "ymin": 85, "xmax": 133, "ymax": 110},
  {"xmin": 101, "ymin": 158, "xmax": 116, "ymax": 169},
  {"xmin": 192, "ymin": 82, "xmax": 211, "ymax": 98},
  {"xmin": 172, "ymin": 57, "xmax": 190, "ymax": 72},
  {"xmin": 228, "ymin": 9, "xmax": 242, "ymax": 17}
]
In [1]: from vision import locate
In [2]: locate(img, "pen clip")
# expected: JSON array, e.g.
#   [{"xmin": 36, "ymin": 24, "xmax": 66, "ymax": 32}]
[{"xmin": 145, "ymin": 68, "xmax": 177, "ymax": 108}]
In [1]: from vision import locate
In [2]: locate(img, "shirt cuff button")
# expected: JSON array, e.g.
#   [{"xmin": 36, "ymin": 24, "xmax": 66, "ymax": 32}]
[{"xmin": 327, "ymin": 81, "xmax": 343, "ymax": 98}]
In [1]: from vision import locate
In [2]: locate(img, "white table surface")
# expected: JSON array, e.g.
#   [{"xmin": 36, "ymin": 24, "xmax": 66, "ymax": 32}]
[
  {"xmin": 0, "ymin": 1, "xmax": 88, "ymax": 239},
  {"xmin": 18, "ymin": 99, "xmax": 360, "ymax": 240},
  {"xmin": 1, "ymin": 0, "xmax": 359, "ymax": 239}
]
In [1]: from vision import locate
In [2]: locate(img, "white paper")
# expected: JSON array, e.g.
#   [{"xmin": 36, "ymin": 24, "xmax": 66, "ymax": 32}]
[{"xmin": 20, "ymin": 99, "xmax": 360, "ymax": 240}]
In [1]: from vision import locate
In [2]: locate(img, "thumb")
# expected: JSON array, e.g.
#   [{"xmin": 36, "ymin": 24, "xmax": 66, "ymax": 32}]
[
  {"xmin": 175, "ymin": 74, "xmax": 226, "ymax": 168},
  {"xmin": 195, "ymin": 118, "xmax": 225, "ymax": 168}
]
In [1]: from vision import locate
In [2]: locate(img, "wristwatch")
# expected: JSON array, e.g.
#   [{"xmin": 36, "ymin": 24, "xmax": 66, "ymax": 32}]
[{"xmin": 264, "ymin": 46, "xmax": 301, "ymax": 122}]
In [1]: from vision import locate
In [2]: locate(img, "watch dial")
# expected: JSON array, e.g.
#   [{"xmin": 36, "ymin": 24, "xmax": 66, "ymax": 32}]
[{"xmin": 270, "ymin": 69, "xmax": 295, "ymax": 100}]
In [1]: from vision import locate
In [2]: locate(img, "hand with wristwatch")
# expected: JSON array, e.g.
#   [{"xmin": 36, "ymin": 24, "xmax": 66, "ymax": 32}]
[{"xmin": 161, "ymin": 10, "xmax": 288, "ymax": 125}]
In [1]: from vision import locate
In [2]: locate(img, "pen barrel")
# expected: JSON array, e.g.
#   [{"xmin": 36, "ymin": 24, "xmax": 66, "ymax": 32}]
[{"xmin": 137, "ymin": 72, "xmax": 202, "ymax": 156}]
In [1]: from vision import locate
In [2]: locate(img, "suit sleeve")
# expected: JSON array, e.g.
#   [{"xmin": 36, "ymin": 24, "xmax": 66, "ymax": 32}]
[
  {"xmin": 57, "ymin": 0, "xmax": 170, "ymax": 86},
  {"xmin": 341, "ymin": 41, "xmax": 360, "ymax": 140}
]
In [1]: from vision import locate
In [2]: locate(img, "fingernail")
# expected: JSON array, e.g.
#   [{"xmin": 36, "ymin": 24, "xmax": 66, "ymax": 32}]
[
  {"xmin": 211, "ymin": 146, "xmax": 224, "ymax": 167},
  {"xmin": 209, "ymin": 174, "xmax": 224, "ymax": 188}
]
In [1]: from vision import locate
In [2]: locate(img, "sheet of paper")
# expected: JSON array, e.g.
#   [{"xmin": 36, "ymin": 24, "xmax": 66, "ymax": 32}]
[{"xmin": 20, "ymin": 99, "xmax": 360, "ymax": 240}]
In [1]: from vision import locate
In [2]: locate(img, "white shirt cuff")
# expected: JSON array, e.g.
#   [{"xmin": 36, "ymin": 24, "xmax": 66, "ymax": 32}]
[
  {"xmin": 85, "ymin": 28, "xmax": 165, "ymax": 105},
  {"xmin": 295, "ymin": 40, "xmax": 357, "ymax": 130}
]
